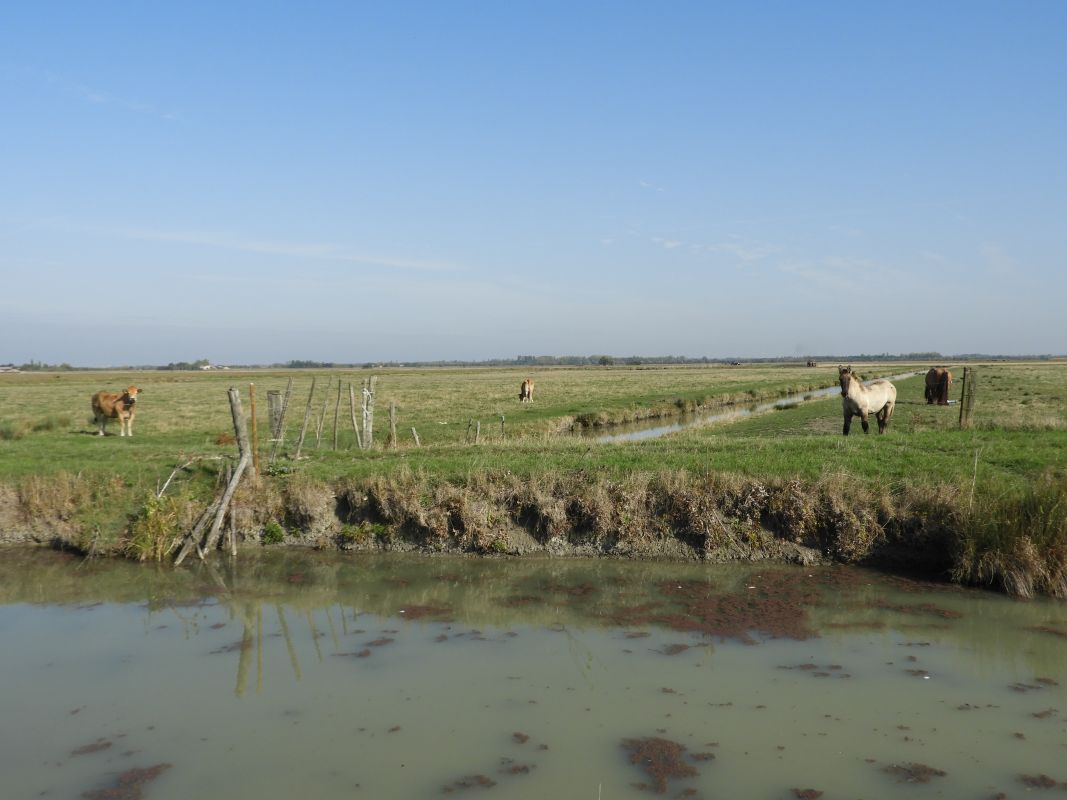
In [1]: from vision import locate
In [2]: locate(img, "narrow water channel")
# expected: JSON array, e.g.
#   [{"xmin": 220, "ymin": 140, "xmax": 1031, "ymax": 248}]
[
  {"xmin": 581, "ymin": 373, "xmax": 919, "ymax": 443},
  {"xmin": 1, "ymin": 549, "xmax": 1064, "ymax": 800}
]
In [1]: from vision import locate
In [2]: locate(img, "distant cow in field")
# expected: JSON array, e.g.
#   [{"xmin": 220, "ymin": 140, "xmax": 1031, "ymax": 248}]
[
  {"xmin": 924, "ymin": 368, "xmax": 953, "ymax": 405},
  {"xmin": 806, "ymin": 360, "xmax": 818, "ymax": 367},
  {"xmin": 92, "ymin": 386, "xmax": 140, "ymax": 436},
  {"xmin": 519, "ymin": 378, "xmax": 534, "ymax": 403}
]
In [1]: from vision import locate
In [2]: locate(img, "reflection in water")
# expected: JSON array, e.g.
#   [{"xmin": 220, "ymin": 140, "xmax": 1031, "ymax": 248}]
[
  {"xmin": 584, "ymin": 372, "xmax": 918, "ymax": 443},
  {"xmin": 1, "ymin": 548, "xmax": 1065, "ymax": 799}
]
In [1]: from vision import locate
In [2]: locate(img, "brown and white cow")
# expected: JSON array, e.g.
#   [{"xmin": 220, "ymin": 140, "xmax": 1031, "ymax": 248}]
[
  {"xmin": 518, "ymin": 378, "xmax": 534, "ymax": 403},
  {"xmin": 92, "ymin": 386, "xmax": 140, "ymax": 436}
]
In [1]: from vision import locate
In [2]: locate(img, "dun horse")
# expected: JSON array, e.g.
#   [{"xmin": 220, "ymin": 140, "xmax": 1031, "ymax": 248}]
[{"xmin": 839, "ymin": 366, "xmax": 896, "ymax": 435}]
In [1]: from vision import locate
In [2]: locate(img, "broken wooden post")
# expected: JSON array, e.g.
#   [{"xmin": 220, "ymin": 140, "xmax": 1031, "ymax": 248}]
[
  {"xmin": 411, "ymin": 427, "xmax": 420, "ymax": 447},
  {"xmin": 200, "ymin": 387, "xmax": 252, "ymax": 557},
  {"xmin": 294, "ymin": 377, "xmax": 317, "ymax": 459},
  {"xmin": 248, "ymin": 382, "xmax": 259, "ymax": 477},
  {"xmin": 332, "ymin": 381, "xmax": 342, "ymax": 450}
]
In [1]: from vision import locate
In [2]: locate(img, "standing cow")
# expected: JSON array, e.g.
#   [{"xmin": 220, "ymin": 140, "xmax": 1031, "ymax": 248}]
[
  {"xmin": 92, "ymin": 386, "xmax": 141, "ymax": 436},
  {"xmin": 518, "ymin": 378, "xmax": 534, "ymax": 403}
]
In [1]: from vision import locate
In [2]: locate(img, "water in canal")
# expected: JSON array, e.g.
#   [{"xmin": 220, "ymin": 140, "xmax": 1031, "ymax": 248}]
[
  {"xmin": 582, "ymin": 372, "xmax": 919, "ymax": 443},
  {"xmin": 1, "ymin": 548, "xmax": 1065, "ymax": 799}
]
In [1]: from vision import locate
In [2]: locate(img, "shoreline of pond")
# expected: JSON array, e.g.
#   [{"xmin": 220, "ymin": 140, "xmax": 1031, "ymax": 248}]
[{"xmin": 3, "ymin": 465, "xmax": 1064, "ymax": 599}]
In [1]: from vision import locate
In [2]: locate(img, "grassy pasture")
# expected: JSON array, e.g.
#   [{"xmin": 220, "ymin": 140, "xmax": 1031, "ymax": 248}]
[
  {"xmin": 2, "ymin": 361, "xmax": 1066, "ymax": 594},
  {"xmin": 0, "ymin": 362, "xmax": 1064, "ymax": 492}
]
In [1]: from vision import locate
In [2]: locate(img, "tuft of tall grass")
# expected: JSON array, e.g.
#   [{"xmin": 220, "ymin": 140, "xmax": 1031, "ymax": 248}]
[
  {"xmin": 0, "ymin": 421, "xmax": 25, "ymax": 440},
  {"xmin": 953, "ymin": 473, "xmax": 1067, "ymax": 598},
  {"xmin": 124, "ymin": 492, "xmax": 196, "ymax": 562}
]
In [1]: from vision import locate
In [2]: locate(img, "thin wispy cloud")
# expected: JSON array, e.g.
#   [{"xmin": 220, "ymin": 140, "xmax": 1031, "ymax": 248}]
[
  {"xmin": 106, "ymin": 227, "xmax": 461, "ymax": 273},
  {"xmin": 30, "ymin": 68, "xmax": 180, "ymax": 121}
]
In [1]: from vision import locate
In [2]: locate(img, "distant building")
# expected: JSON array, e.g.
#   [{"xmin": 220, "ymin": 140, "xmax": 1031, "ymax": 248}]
[{"xmin": 0, "ymin": 364, "xmax": 21, "ymax": 373}]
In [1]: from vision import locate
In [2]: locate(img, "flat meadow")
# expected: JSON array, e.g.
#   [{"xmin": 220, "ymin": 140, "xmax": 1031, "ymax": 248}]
[{"xmin": 2, "ymin": 361, "xmax": 1066, "ymax": 594}]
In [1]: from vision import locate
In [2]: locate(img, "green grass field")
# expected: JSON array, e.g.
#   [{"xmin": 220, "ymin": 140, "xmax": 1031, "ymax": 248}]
[
  {"xmin": 1, "ymin": 361, "xmax": 1064, "ymax": 489},
  {"xmin": 2, "ymin": 361, "xmax": 1066, "ymax": 594}
]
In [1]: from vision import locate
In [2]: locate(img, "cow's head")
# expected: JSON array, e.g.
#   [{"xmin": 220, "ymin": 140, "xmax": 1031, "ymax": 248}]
[{"xmin": 123, "ymin": 386, "xmax": 140, "ymax": 405}]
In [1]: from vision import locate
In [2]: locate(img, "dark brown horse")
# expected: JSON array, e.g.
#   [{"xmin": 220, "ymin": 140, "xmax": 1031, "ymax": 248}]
[{"xmin": 924, "ymin": 367, "xmax": 952, "ymax": 405}]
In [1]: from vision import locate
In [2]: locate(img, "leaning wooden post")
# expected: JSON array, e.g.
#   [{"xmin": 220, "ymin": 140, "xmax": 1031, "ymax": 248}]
[
  {"xmin": 200, "ymin": 387, "xmax": 252, "ymax": 557},
  {"xmin": 411, "ymin": 427, "xmax": 420, "ymax": 447},
  {"xmin": 248, "ymin": 382, "xmax": 259, "ymax": 477},
  {"xmin": 315, "ymin": 378, "xmax": 332, "ymax": 448},
  {"xmin": 332, "ymin": 381, "xmax": 342, "ymax": 450},
  {"xmin": 294, "ymin": 377, "xmax": 317, "ymax": 459},
  {"xmin": 388, "ymin": 401, "xmax": 398, "ymax": 449}
]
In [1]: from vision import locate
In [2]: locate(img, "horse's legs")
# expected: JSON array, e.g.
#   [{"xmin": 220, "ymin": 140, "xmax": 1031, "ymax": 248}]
[
  {"xmin": 880, "ymin": 401, "xmax": 895, "ymax": 433},
  {"xmin": 843, "ymin": 409, "xmax": 853, "ymax": 436},
  {"xmin": 860, "ymin": 412, "xmax": 870, "ymax": 434}
]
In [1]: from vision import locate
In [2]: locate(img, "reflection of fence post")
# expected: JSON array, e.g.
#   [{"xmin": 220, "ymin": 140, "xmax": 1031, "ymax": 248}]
[{"xmin": 959, "ymin": 367, "xmax": 977, "ymax": 428}]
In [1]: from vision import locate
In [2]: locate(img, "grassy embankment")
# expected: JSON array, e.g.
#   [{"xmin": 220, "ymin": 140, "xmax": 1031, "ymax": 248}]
[{"xmin": 1, "ymin": 362, "xmax": 1065, "ymax": 595}]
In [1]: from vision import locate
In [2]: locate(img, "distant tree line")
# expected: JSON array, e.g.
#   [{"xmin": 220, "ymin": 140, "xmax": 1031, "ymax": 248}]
[
  {"xmin": 16, "ymin": 360, "xmax": 74, "ymax": 371},
  {"xmin": 158, "ymin": 359, "xmax": 211, "ymax": 371}
]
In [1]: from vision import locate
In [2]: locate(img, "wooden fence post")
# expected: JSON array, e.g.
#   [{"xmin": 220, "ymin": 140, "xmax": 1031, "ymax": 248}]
[
  {"xmin": 249, "ymin": 382, "xmax": 259, "ymax": 477},
  {"xmin": 388, "ymin": 401, "xmax": 398, "ymax": 449},
  {"xmin": 269, "ymin": 377, "xmax": 293, "ymax": 463},
  {"xmin": 348, "ymin": 384, "xmax": 363, "ymax": 450},
  {"xmin": 315, "ymin": 378, "xmax": 332, "ymax": 448},
  {"xmin": 500, "ymin": 414, "xmax": 505, "ymax": 439},
  {"xmin": 959, "ymin": 367, "xmax": 977, "ymax": 428},
  {"xmin": 200, "ymin": 387, "xmax": 253, "ymax": 556},
  {"xmin": 332, "ymin": 381, "xmax": 342, "ymax": 450},
  {"xmin": 294, "ymin": 377, "xmax": 317, "ymax": 459},
  {"xmin": 411, "ymin": 427, "xmax": 420, "ymax": 447},
  {"xmin": 475, "ymin": 420, "xmax": 481, "ymax": 444}
]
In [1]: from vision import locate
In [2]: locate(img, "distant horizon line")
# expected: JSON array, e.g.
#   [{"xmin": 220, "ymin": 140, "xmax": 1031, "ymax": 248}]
[{"xmin": 5, "ymin": 352, "xmax": 1066, "ymax": 372}]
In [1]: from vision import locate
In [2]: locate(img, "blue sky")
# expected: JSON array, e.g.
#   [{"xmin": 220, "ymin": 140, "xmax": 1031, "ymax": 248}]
[{"xmin": 2, "ymin": 1, "xmax": 1065, "ymax": 365}]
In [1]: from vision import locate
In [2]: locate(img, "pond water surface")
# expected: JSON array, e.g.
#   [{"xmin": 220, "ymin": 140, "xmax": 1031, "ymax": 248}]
[{"xmin": 2, "ymin": 549, "xmax": 1066, "ymax": 799}]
